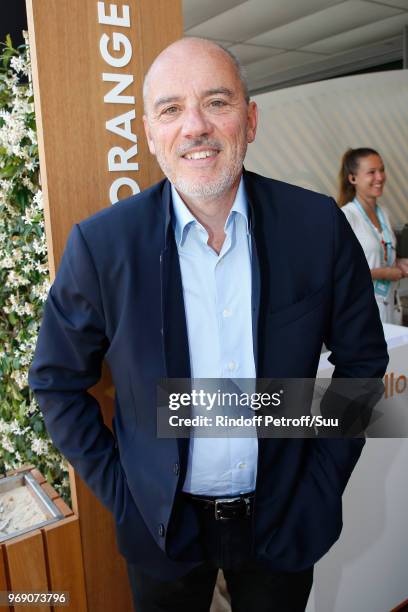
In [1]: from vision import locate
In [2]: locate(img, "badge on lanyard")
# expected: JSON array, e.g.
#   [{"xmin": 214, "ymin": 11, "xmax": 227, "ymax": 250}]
[
  {"xmin": 374, "ymin": 279, "xmax": 390, "ymax": 297},
  {"xmin": 353, "ymin": 199, "xmax": 393, "ymax": 298}
]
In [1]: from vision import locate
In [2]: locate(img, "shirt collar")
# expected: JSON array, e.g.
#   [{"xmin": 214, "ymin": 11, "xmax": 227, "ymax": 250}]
[{"xmin": 171, "ymin": 176, "xmax": 250, "ymax": 247}]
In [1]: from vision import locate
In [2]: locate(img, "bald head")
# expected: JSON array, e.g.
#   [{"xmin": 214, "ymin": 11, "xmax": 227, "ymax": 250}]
[
  {"xmin": 141, "ymin": 36, "xmax": 258, "ymax": 207},
  {"xmin": 143, "ymin": 37, "xmax": 249, "ymax": 114}
]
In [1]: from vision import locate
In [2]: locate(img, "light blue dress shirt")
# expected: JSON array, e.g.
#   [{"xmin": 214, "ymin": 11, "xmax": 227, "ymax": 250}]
[{"xmin": 171, "ymin": 178, "xmax": 258, "ymax": 496}]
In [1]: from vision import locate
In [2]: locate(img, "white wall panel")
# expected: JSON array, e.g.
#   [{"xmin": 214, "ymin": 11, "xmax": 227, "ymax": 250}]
[{"xmin": 246, "ymin": 70, "xmax": 408, "ymax": 227}]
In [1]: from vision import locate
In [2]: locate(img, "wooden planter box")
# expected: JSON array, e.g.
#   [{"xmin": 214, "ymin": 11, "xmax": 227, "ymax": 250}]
[{"xmin": 0, "ymin": 466, "xmax": 87, "ymax": 611}]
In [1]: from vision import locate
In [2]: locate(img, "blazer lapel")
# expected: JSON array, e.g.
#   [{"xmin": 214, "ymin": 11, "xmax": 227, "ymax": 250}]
[
  {"xmin": 160, "ymin": 181, "xmax": 191, "ymax": 380},
  {"xmin": 244, "ymin": 171, "xmax": 262, "ymax": 376},
  {"xmin": 160, "ymin": 181, "xmax": 191, "ymax": 468}
]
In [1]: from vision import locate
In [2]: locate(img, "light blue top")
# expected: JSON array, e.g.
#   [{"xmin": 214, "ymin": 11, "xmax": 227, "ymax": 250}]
[{"xmin": 171, "ymin": 178, "xmax": 258, "ymax": 496}]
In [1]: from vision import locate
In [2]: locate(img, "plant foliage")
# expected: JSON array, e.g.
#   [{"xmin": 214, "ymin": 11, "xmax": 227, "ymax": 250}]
[{"xmin": 0, "ymin": 34, "xmax": 69, "ymax": 501}]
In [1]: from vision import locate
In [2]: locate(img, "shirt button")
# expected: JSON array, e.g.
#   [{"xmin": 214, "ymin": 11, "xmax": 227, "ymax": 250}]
[
  {"xmin": 227, "ymin": 361, "xmax": 236, "ymax": 371},
  {"xmin": 158, "ymin": 524, "xmax": 165, "ymax": 537},
  {"xmin": 173, "ymin": 462, "xmax": 180, "ymax": 476},
  {"xmin": 238, "ymin": 462, "xmax": 246, "ymax": 469},
  {"xmin": 222, "ymin": 309, "xmax": 232, "ymax": 318}
]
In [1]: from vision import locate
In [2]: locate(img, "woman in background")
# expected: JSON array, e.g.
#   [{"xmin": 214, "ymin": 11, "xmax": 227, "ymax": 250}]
[{"xmin": 338, "ymin": 147, "xmax": 405, "ymax": 324}]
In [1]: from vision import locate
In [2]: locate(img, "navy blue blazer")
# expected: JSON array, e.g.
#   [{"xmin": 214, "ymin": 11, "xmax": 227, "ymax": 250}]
[{"xmin": 29, "ymin": 171, "xmax": 388, "ymax": 579}]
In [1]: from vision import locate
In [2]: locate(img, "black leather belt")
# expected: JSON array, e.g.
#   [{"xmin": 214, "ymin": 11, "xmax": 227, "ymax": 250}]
[{"xmin": 186, "ymin": 493, "xmax": 255, "ymax": 520}]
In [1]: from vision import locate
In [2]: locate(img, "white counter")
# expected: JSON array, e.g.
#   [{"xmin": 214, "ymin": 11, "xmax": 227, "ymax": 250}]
[{"xmin": 308, "ymin": 324, "xmax": 408, "ymax": 612}]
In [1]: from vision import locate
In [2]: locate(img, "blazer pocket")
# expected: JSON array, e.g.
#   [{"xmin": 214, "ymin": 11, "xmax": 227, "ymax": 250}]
[
  {"xmin": 269, "ymin": 284, "xmax": 328, "ymax": 328},
  {"xmin": 262, "ymin": 464, "xmax": 342, "ymax": 570}
]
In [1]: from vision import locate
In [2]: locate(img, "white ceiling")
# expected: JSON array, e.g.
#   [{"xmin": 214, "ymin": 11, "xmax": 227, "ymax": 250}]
[{"xmin": 183, "ymin": 0, "xmax": 408, "ymax": 92}]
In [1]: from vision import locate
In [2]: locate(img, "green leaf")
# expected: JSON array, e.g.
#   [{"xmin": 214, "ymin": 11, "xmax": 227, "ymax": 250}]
[
  {"xmin": 8, "ymin": 312, "xmax": 18, "ymax": 325},
  {"xmin": 32, "ymin": 419, "xmax": 44, "ymax": 434},
  {"xmin": 0, "ymin": 164, "xmax": 17, "ymax": 178}
]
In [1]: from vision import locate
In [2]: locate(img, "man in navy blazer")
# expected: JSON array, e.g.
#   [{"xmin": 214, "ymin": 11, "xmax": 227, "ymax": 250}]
[{"xmin": 29, "ymin": 38, "xmax": 388, "ymax": 611}]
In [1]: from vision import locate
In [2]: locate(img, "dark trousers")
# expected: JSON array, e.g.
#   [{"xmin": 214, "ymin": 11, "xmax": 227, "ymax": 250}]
[{"xmin": 127, "ymin": 500, "xmax": 313, "ymax": 612}]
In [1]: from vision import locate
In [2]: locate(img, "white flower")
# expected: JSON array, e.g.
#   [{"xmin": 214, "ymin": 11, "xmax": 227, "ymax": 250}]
[
  {"xmin": 22, "ymin": 262, "xmax": 34, "ymax": 274},
  {"xmin": 22, "ymin": 205, "xmax": 37, "ymax": 225},
  {"xmin": 33, "ymin": 190, "xmax": 43, "ymax": 208},
  {"xmin": 22, "ymin": 177, "xmax": 34, "ymax": 190},
  {"xmin": 1, "ymin": 435, "xmax": 14, "ymax": 453},
  {"xmin": 0, "ymin": 179, "xmax": 12, "ymax": 192},
  {"xmin": 32, "ymin": 238, "xmax": 48, "ymax": 255},
  {"xmin": 31, "ymin": 437, "xmax": 49, "ymax": 455},
  {"xmin": 9, "ymin": 419, "xmax": 28, "ymax": 436},
  {"xmin": 20, "ymin": 353, "xmax": 32, "ymax": 366},
  {"xmin": 10, "ymin": 56, "xmax": 27, "ymax": 74},
  {"xmin": 6, "ymin": 270, "xmax": 31, "ymax": 288},
  {"xmin": 0, "ymin": 420, "xmax": 10, "ymax": 434},
  {"xmin": 11, "ymin": 369, "xmax": 28, "ymax": 389},
  {"xmin": 1, "ymin": 256, "xmax": 14, "ymax": 269}
]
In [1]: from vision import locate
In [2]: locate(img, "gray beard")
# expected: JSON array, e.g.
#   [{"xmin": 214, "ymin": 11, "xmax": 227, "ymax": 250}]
[
  {"xmin": 152, "ymin": 134, "xmax": 248, "ymax": 200},
  {"xmin": 172, "ymin": 167, "xmax": 238, "ymax": 199},
  {"xmin": 158, "ymin": 153, "xmax": 246, "ymax": 200}
]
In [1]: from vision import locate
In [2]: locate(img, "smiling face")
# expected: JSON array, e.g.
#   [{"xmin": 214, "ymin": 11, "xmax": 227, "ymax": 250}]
[
  {"xmin": 349, "ymin": 154, "xmax": 386, "ymax": 203},
  {"xmin": 143, "ymin": 39, "xmax": 257, "ymax": 205}
]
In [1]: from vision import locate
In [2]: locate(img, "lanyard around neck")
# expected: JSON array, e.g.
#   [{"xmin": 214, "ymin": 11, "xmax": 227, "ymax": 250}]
[{"xmin": 353, "ymin": 198, "xmax": 393, "ymax": 266}]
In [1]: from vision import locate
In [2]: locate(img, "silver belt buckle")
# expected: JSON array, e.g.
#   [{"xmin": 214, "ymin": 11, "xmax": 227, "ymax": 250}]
[{"xmin": 214, "ymin": 496, "xmax": 250, "ymax": 520}]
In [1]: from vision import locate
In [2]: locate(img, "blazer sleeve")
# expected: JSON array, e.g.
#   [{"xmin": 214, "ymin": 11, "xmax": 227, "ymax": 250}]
[
  {"xmin": 29, "ymin": 224, "xmax": 124, "ymax": 516},
  {"xmin": 325, "ymin": 201, "xmax": 388, "ymax": 378},
  {"xmin": 313, "ymin": 202, "xmax": 389, "ymax": 494}
]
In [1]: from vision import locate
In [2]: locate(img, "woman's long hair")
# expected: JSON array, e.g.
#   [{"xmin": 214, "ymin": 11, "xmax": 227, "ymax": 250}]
[{"xmin": 337, "ymin": 147, "xmax": 380, "ymax": 207}]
